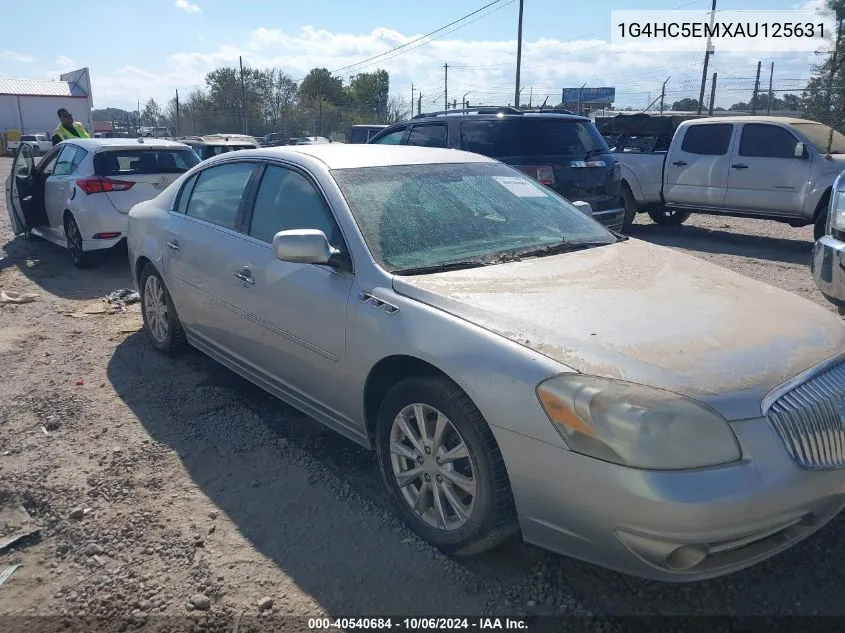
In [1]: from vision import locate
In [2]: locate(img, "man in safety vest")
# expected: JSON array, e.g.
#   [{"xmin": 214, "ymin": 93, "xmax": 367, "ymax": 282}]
[{"xmin": 52, "ymin": 108, "xmax": 90, "ymax": 146}]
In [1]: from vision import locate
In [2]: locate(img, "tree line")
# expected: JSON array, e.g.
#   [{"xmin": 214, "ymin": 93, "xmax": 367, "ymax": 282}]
[{"xmin": 94, "ymin": 66, "xmax": 408, "ymax": 139}]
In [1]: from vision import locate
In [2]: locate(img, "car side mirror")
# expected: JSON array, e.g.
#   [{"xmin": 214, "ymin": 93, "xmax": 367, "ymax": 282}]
[
  {"xmin": 272, "ymin": 229, "xmax": 339, "ymax": 265},
  {"xmin": 572, "ymin": 200, "xmax": 593, "ymax": 216},
  {"xmin": 794, "ymin": 142, "xmax": 805, "ymax": 158}
]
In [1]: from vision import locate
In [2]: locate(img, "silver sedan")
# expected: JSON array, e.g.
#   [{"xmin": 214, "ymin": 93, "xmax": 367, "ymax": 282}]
[{"xmin": 126, "ymin": 145, "xmax": 845, "ymax": 581}]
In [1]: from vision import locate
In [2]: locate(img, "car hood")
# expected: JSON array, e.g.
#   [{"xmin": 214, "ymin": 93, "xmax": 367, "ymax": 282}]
[{"xmin": 391, "ymin": 239, "xmax": 845, "ymax": 420}]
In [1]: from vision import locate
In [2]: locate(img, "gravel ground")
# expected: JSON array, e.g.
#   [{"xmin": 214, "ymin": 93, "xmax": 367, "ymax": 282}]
[{"xmin": 0, "ymin": 154, "xmax": 844, "ymax": 629}]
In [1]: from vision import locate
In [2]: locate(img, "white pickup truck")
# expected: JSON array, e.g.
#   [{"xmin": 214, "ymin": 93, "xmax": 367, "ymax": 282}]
[
  {"xmin": 7, "ymin": 134, "xmax": 53, "ymax": 157},
  {"xmin": 612, "ymin": 115, "xmax": 845, "ymax": 239}
]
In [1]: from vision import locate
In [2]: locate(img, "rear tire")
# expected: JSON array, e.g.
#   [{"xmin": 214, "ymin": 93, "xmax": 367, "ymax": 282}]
[
  {"xmin": 814, "ymin": 193, "xmax": 831, "ymax": 241},
  {"xmin": 140, "ymin": 264, "xmax": 186, "ymax": 355},
  {"xmin": 648, "ymin": 207, "xmax": 691, "ymax": 226},
  {"xmin": 375, "ymin": 375, "xmax": 518, "ymax": 557},
  {"xmin": 65, "ymin": 214, "xmax": 94, "ymax": 268},
  {"xmin": 621, "ymin": 186, "xmax": 637, "ymax": 231}
]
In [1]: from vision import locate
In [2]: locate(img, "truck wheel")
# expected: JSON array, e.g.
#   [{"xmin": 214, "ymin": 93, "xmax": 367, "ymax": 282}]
[
  {"xmin": 813, "ymin": 193, "xmax": 830, "ymax": 241},
  {"xmin": 648, "ymin": 208, "xmax": 691, "ymax": 226},
  {"xmin": 621, "ymin": 187, "xmax": 637, "ymax": 231}
]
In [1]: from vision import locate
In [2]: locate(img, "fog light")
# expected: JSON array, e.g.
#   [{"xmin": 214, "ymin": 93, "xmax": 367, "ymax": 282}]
[
  {"xmin": 93, "ymin": 232, "xmax": 121, "ymax": 239},
  {"xmin": 665, "ymin": 544, "xmax": 709, "ymax": 571}
]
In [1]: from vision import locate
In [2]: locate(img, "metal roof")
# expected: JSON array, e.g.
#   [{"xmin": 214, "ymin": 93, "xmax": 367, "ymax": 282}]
[{"xmin": 0, "ymin": 78, "xmax": 87, "ymax": 97}]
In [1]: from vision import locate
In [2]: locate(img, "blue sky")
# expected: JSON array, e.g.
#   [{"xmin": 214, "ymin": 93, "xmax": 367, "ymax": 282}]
[{"xmin": 0, "ymin": 0, "xmax": 831, "ymax": 112}]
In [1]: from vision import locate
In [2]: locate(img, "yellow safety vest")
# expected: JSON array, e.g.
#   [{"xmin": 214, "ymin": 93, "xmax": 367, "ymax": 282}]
[{"xmin": 54, "ymin": 121, "xmax": 90, "ymax": 141}]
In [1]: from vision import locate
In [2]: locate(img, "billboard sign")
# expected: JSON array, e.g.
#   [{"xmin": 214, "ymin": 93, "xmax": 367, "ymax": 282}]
[{"xmin": 561, "ymin": 87, "xmax": 616, "ymax": 104}]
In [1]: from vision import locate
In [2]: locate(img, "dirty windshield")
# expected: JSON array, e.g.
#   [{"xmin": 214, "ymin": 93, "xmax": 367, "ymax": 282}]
[
  {"xmin": 332, "ymin": 162, "xmax": 614, "ymax": 272},
  {"xmin": 790, "ymin": 123, "xmax": 845, "ymax": 154}
]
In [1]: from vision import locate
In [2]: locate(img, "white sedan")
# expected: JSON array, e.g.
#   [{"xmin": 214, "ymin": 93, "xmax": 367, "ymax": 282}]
[{"xmin": 5, "ymin": 138, "xmax": 200, "ymax": 267}]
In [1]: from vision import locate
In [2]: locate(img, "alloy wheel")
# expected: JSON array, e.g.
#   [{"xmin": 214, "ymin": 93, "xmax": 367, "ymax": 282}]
[
  {"xmin": 143, "ymin": 275, "xmax": 170, "ymax": 344},
  {"xmin": 389, "ymin": 403, "xmax": 477, "ymax": 531}
]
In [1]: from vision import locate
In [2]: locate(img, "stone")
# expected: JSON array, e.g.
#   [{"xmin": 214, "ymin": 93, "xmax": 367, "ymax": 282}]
[
  {"xmin": 190, "ymin": 594, "xmax": 211, "ymax": 611},
  {"xmin": 257, "ymin": 597, "xmax": 274, "ymax": 612},
  {"xmin": 68, "ymin": 508, "xmax": 85, "ymax": 521}
]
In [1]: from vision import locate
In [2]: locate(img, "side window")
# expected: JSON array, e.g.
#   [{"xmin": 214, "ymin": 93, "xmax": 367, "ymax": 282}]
[
  {"xmin": 739, "ymin": 124, "xmax": 798, "ymax": 158},
  {"xmin": 175, "ymin": 173, "xmax": 198, "ymax": 214},
  {"xmin": 37, "ymin": 148, "xmax": 62, "ymax": 177},
  {"xmin": 680, "ymin": 124, "xmax": 733, "ymax": 156},
  {"xmin": 248, "ymin": 165, "xmax": 342, "ymax": 249},
  {"xmin": 406, "ymin": 124, "xmax": 447, "ymax": 148},
  {"xmin": 53, "ymin": 146, "xmax": 86, "ymax": 176},
  {"xmin": 185, "ymin": 162, "xmax": 255, "ymax": 230},
  {"xmin": 373, "ymin": 127, "xmax": 407, "ymax": 145}
]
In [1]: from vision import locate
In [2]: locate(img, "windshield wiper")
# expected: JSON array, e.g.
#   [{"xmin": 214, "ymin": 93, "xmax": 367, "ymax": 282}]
[
  {"xmin": 392, "ymin": 260, "xmax": 491, "ymax": 275},
  {"xmin": 501, "ymin": 240, "xmax": 615, "ymax": 261},
  {"xmin": 583, "ymin": 148, "xmax": 606, "ymax": 160}
]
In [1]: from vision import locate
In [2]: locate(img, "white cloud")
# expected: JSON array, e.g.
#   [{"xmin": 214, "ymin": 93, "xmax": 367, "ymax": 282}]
[
  {"xmin": 56, "ymin": 55, "xmax": 76, "ymax": 67},
  {"xmin": 175, "ymin": 0, "xmax": 201, "ymax": 13},
  {"xmin": 1, "ymin": 50, "xmax": 35, "ymax": 63},
  {"xmin": 89, "ymin": 25, "xmax": 819, "ymax": 112}
]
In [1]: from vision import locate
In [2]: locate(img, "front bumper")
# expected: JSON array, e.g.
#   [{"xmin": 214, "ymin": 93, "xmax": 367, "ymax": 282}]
[
  {"xmin": 591, "ymin": 206, "xmax": 625, "ymax": 233},
  {"xmin": 811, "ymin": 235, "xmax": 845, "ymax": 308},
  {"xmin": 493, "ymin": 417, "xmax": 845, "ymax": 581}
]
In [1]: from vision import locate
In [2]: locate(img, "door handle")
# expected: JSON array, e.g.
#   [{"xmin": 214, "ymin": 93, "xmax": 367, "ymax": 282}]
[
  {"xmin": 671, "ymin": 160, "xmax": 688, "ymax": 166},
  {"xmin": 233, "ymin": 269, "xmax": 254, "ymax": 284},
  {"xmin": 731, "ymin": 163, "xmax": 749, "ymax": 169},
  {"xmin": 166, "ymin": 240, "xmax": 181, "ymax": 251}
]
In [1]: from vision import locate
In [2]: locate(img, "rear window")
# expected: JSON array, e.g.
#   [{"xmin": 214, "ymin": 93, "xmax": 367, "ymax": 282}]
[
  {"xmin": 680, "ymin": 124, "xmax": 733, "ymax": 156},
  {"xmin": 460, "ymin": 118, "xmax": 608, "ymax": 157},
  {"xmin": 93, "ymin": 149, "xmax": 200, "ymax": 176},
  {"xmin": 348, "ymin": 128, "xmax": 370, "ymax": 143}
]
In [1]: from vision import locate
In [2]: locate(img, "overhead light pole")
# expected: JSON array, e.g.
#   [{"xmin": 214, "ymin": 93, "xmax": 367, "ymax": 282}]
[{"xmin": 514, "ymin": 0, "xmax": 524, "ymax": 108}]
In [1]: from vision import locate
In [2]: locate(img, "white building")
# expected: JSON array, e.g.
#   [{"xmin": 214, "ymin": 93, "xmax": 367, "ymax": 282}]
[{"xmin": 0, "ymin": 67, "xmax": 93, "ymax": 137}]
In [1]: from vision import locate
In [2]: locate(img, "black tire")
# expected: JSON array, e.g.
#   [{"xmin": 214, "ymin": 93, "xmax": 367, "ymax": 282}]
[
  {"xmin": 837, "ymin": 305, "xmax": 844, "ymax": 317},
  {"xmin": 814, "ymin": 193, "xmax": 830, "ymax": 241},
  {"xmin": 621, "ymin": 186, "xmax": 637, "ymax": 231},
  {"xmin": 65, "ymin": 214, "xmax": 95, "ymax": 268},
  {"xmin": 139, "ymin": 264, "xmax": 186, "ymax": 355},
  {"xmin": 648, "ymin": 207, "xmax": 691, "ymax": 226},
  {"xmin": 375, "ymin": 375, "xmax": 518, "ymax": 557}
]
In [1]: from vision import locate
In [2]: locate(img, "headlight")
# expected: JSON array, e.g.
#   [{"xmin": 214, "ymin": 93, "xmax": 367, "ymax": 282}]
[
  {"xmin": 830, "ymin": 190, "xmax": 845, "ymax": 232},
  {"xmin": 536, "ymin": 375, "xmax": 741, "ymax": 470},
  {"xmin": 612, "ymin": 161, "xmax": 621, "ymax": 181}
]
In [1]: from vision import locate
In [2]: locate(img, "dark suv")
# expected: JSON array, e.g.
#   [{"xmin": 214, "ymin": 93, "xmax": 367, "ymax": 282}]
[{"xmin": 368, "ymin": 107, "xmax": 624, "ymax": 231}]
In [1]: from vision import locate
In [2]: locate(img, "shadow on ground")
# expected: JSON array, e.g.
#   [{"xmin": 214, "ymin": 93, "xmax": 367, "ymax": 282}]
[
  {"xmin": 106, "ymin": 331, "xmax": 845, "ymax": 617},
  {"xmin": 1, "ymin": 235, "xmax": 132, "ymax": 300},
  {"xmin": 627, "ymin": 221, "xmax": 814, "ymax": 266}
]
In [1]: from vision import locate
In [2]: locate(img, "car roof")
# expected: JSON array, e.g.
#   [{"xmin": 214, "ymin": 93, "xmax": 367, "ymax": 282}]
[
  {"xmin": 232, "ymin": 144, "xmax": 497, "ymax": 169},
  {"xmin": 409, "ymin": 111, "xmax": 590, "ymax": 123},
  {"xmin": 65, "ymin": 138, "xmax": 191, "ymax": 150},
  {"xmin": 679, "ymin": 115, "xmax": 814, "ymax": 125}
]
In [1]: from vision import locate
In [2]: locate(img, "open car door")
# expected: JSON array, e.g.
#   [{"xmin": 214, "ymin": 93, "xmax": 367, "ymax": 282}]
[{"xmin": 5, "ymin": 145, "xmax": 36, "ymax": 235}]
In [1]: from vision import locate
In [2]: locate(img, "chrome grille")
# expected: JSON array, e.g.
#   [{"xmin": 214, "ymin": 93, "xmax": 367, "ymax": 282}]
[{"xmin": 767, "ymin": 361, "xmax": 845, "ymax": 470}]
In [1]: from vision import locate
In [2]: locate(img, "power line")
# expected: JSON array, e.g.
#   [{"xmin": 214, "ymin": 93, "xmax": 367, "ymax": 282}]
[{"xmin": 328, "ymin": 0, "xmax": 508, "ymax": 77}]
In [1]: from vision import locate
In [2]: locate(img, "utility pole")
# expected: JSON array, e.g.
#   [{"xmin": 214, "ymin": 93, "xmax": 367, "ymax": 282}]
[
  {"xmin": 659, "ymin": 76, "xmax": 670, "ymax": 112},
  {"xmin": 514, "ymin": 0, "xmax": 524, "ymax": 108},
  {"xmin": 751, "ymin": 60, "xmax": 762, "ymax": 114},
  {"xmin": 708, "ymin": 72, "xmax": 718, "ymax": 115},
  {"xmin": 418, "ymin": 93, "xmax": 422, "ymax": 116},
  {"xmin": 767, "ymin": 62, "xmax": 774, "ymax": 115},
  {"xmin": 529, "ymin": 86, "xmax": 533, "ymax": 108},
  {"xmin": 410, "ymin": 84, "xmax": 414, "ymax": 118},
  {"xmin": 444, "ymin": 63, "xmax": 448, "ymax": 110},
  {"xmin": 697, "ymin": 0, "xmax": 716, "ymax": 114},
  {"xmin": 462, "ymin": 92, "xmax": 469, "ymax": 109},
  {"xmin": 175, "ymin": 89, "xmax": 181, "ymax": 137},
  {"xmin": 239, "ymin": 56, "xmax": 247, "ymax": 133}
]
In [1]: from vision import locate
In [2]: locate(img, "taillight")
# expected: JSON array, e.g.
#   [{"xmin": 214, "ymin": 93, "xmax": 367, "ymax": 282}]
[
  {"xmin": 75, "ymin": 177, "xmax": 135, "ymax": 194},
  {"xmin": 516, "ymin": 165, "xmax": 555, "ymax": 186}
]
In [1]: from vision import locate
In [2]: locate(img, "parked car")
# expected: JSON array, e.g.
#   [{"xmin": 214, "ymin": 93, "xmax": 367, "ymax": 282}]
[
  {"xmin": 179, "ymin": 136, "xmax": 259, "ymax": 161},
  {"xmin": 260, "ymin": 133, "xmax": 287, "ymax": 147},
  {"xmin": 612, "ymin": 114, "xmax": 845, "ymax": 236},
  {"xmin": 5, "ymin": 138, "xmax": 199, "ymax": 267},
  {"xmin": 296, "ymin": 136, "xmax": 331, "ymax": 145},
  {"xmin": 204, "ymin": 133, "xmax": 260, "ymax": 146},
  {"xmin": 18, "ymin": 133, "xmax": 53, "ymax": 156},
  {"xmin": 368, "ymin": 106, "xmax": 624, "ymax": 232},
  {"xmin": 811, "ymin": 169, "xmax": 845, "ymax": 315},
  {"xmin": 127, "ymin": 144, "xmax": 845, "ymax": 581},
  {"xmin": 346, "ymin": 124, "xmax": 388, "ymax": 144}
]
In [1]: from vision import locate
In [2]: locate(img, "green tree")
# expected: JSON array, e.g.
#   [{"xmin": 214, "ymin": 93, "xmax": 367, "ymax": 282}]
[
  {"xmin": 299, "ymin": 68, "xmax": 344, "ymax": 105},
  {"xmin": 346, "ymin": 69, "xmax": 390, "ymax": 121},
  {"xmin": 671, "ymin": 98, "xmax": 699, "ymax": 111},
  {"xmin": 802, "ymin": 0, "xmax": 844, "ymax": 134},
  {"xmin": 142, "ymin": 98, "xmax": 162, "ymax": 127}
]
